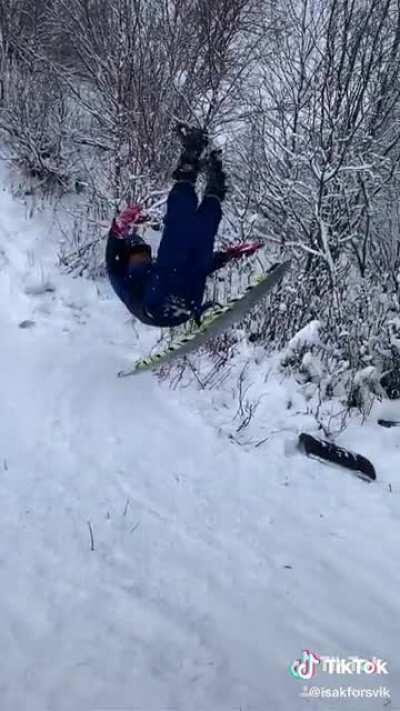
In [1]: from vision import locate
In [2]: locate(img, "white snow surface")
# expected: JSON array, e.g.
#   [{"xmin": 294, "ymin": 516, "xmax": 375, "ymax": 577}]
[{"xmin": 0, "ymin": 174, "xmax": 400, "ymax": 711}]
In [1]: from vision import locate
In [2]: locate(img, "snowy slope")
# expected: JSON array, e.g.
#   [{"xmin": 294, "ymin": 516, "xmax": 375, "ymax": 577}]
[{"xmin": 1, "ymin": 175, "xmax": 400, "ymax": 711}]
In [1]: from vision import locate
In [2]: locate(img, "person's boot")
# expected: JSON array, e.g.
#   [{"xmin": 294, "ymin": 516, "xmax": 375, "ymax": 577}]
[
  {"xmin": 204, "ymin": 149, "xmax": 227, "ymax": 202},
  {"xmin": 172, "ymin": 123, "xmax": 209, "ymax": 183}
]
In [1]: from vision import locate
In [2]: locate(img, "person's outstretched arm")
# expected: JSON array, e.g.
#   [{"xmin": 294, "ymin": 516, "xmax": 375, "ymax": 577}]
[
  {"xmin": 207, "ymin": 242, "xmax": 263, "ymax": 275},
  {"xmin": 208, "ymin": 250, "xmax": 230, "ymax": 274}
]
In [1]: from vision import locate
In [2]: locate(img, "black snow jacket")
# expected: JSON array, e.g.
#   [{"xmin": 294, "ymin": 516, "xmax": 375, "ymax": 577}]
[{"xmin": 106, "ymin": 232, "xmax": 229, "ymax": 328}]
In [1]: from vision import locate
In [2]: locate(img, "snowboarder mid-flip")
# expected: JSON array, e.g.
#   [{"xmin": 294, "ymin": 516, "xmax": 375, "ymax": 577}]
[{"xmin": 106, "ymin": 125, "xmax": 261, "ymax": 328}]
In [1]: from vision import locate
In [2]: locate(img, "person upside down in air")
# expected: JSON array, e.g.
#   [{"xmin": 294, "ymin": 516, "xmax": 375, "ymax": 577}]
[{"xmin": 106, "ymin": 124, "xmax": 261, "ymax": 328}]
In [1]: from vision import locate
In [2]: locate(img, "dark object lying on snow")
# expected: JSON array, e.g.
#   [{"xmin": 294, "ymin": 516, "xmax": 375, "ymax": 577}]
[
  {"xmin": 378, "ymin": 419, "xmax": 400, "ymax": 428},
  {"xmin": 298, "ymin": 433, "xmax": 376, "ymax": 482}
]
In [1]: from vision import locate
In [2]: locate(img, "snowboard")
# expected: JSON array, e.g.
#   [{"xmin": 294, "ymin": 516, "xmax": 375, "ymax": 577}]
[
  {"xmin": 118, "ymin": 260, "xmax": 290, "ymax": 378},
  {"xmin": 298, "ymin": 433, "xmax": 376, "ymax": 482},
  {"xmin": 378, "ymin": 419, "xmax": 400, "ymax": 428}
]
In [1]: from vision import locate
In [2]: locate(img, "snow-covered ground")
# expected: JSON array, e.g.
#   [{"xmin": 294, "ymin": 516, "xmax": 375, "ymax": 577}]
[{"xmin": 1, "ymin": 172, "xmax": 400, "ymax": 711}]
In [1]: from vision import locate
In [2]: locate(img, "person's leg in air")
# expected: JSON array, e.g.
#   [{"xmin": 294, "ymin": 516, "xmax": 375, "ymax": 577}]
[
  {"xmin": 144, "ymin": 125, "xmax": 210, "ymax": 324},
  {"xmin": 156, "ymin": 125, "xmax": 208, "ymax": 272},
  {"xmin": 188, "ymin": 150, "xmax": 228, "ymax": 315}
]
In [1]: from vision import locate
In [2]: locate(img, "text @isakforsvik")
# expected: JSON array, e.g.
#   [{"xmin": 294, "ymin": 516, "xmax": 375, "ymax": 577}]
[{"xmin": 301, "ymin": 685, "xmax": 391, "ymax": 701}]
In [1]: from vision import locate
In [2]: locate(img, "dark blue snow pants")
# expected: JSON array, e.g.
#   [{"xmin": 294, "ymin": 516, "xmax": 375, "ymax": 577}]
[{"xmin": 145, "ymin": 182, "xmax": 222, "ymax": 319}]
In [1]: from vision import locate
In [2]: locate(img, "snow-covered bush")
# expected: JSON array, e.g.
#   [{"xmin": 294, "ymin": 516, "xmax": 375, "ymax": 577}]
[{"xmin": 218, "ymin": 0, "xmax": 400, "ymax": 406}]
